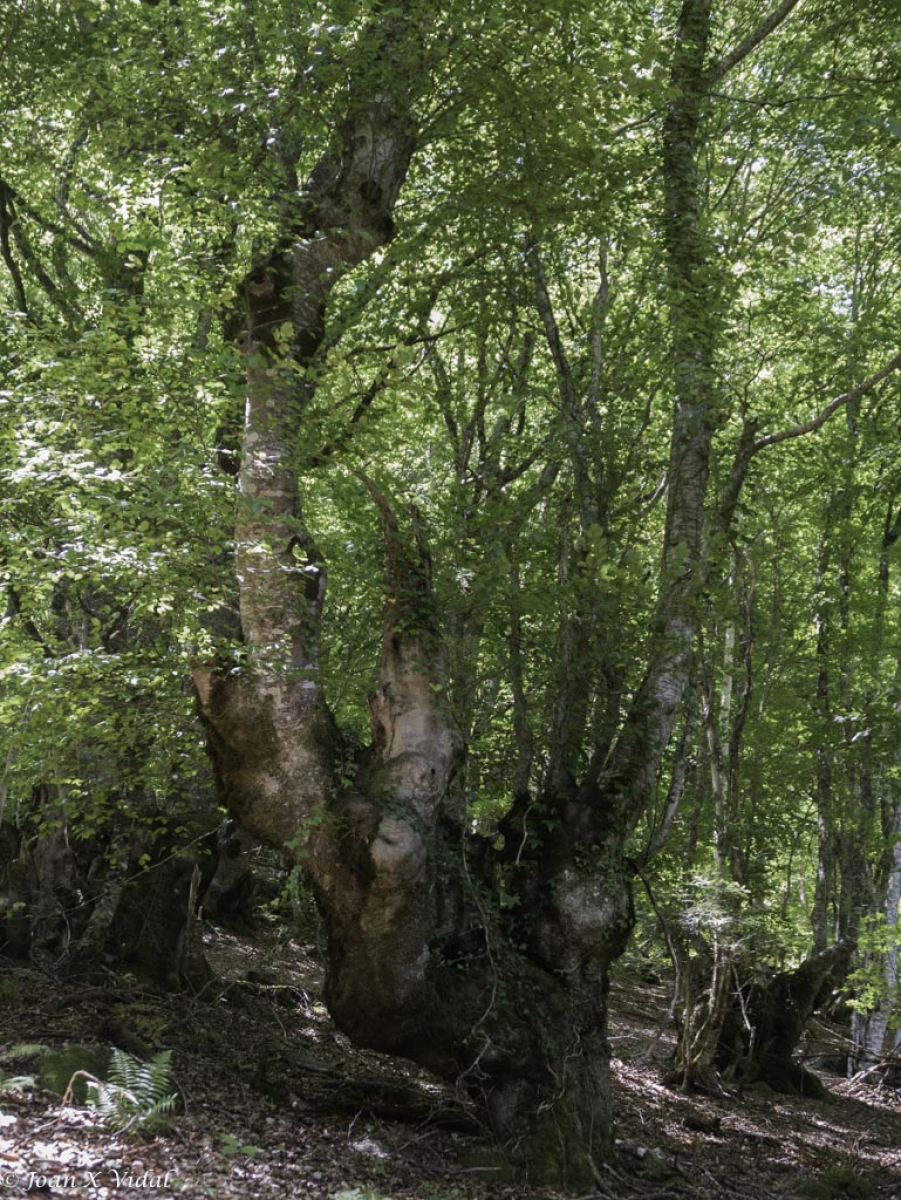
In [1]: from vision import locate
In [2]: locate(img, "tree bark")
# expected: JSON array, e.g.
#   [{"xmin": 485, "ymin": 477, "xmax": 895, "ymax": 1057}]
[
  {"xmin": 189, "ymin": 0, "xmax": 751, "ymax": 1184},
  {"xmin": 850, "ymin": 810, "xmax": 901, "ymax": 1071},
  {"xmin": 187, "ymin": 7, "xmax": 628, "ymax": 1185},
  {"xmin": 717, "ymin": 941, "xmax": 854, "ymax": 1096}
]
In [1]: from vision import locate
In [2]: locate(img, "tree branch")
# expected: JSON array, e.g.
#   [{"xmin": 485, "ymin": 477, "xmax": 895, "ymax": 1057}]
[
  {"xmin": 6, "ymin": 190, "xmax": 68, "ymax": 307},
  {"xmin": 752, "ymin": 350, "xmax": 901, "ymax": 453},
  {"xmin": 883, "ymin": 500, "xmax": 901, "ymax": 552},
  {"xmin": 0, "ymin": 183, "xmax": 28, "ymax": 316},
  {"xmin": 303, "ymin": 367, "xmax": 393, "ymax": 469},
  {"xmin": 707, "ymin": 0, "xmax": 805, "ymax": 85},
  {"xmin": 525, "ymin": 239, "xmax": 599, "ymax": 531},
  {"xmin": 524, "ymin": 240, "xmax": 578, "ymax": 414},
  {"xmin": 719, "ymin": 416, "xmax": 759, "ymax": 533}
]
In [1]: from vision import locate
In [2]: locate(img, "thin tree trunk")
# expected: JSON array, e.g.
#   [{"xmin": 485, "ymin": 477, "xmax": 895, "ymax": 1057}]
[{"xmin": 850, "ymin": 806, "xmax": 901, "ymax": 1070}]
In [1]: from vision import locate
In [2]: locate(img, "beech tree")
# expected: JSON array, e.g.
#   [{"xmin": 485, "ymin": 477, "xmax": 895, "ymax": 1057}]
[{"xmin": 4, "ymin": 0, "xmax": 901, "ymax": 1186}]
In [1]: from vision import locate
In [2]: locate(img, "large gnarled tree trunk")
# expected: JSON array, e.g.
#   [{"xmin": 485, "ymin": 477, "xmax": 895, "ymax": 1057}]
[
  {"xmin": 190, "ymin": 0, "xmax": 765, "ymax": 1185},
  {"xmin": 717, "ymin": 941, "xmax": 854, "ymax": 1097}
]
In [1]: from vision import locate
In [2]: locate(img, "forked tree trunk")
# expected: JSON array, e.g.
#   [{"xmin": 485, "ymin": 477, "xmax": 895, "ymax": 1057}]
[
  {"xmin": 190, "ymin": 0, "xmax": 729, "ymax": 1185},
  {"xmin": 188, "ymin": 8, "xmax": 624, "ymax": 1183}
]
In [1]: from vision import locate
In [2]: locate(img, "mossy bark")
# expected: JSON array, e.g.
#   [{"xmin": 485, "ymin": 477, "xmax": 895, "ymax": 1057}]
[
  {"xmin": 189, "ymin": 0, "xmax": 728, "ymax": 1185},
  {"xmin": 717, "ymin": 941, "xmax": 854, "ymax": 1096}
]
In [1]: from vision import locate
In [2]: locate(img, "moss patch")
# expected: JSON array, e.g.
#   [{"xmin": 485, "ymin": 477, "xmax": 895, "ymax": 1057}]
[{"xmin": 39, "ymin": 1045, "xmax": 111, "ymax": 1102}]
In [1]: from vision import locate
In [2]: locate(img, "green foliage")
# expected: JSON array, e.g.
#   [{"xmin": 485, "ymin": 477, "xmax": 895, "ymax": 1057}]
[
  {"xmin": 330, "ymin": 1191, "xmax": 397, "ymax": 1200},
  {"xmin": 40, "ymin": 1046, "xmax": 111, "ymax": 1103},
  {"xmin": 218, "ymin": 1132, "xmax": 263, "ymax": 1158},
  {"xmin": 2, "ymin": 1043, "xmax": 49, "ymax": 1059},
  {"xmin": 80, "ymin": 1049, "xmax": 178, "ymax": 1133},
  {"xmin": 0, "ymin": 976, "xmax": 21, "ymax": 1003},
  {"xmin": 845, "ymin": 916, "xmax": 901, "ymax": 1019},
  {"xmin": 0, "ymin": 1070, "xmax": 35, "ymax": 1095},
  {"xmin": 0, "ymin": 1045, "xmax": 49, "ymax": 1095},
  {"xmin": 269, "ymin": 865, "xmax": 321, "ymax": 937}
]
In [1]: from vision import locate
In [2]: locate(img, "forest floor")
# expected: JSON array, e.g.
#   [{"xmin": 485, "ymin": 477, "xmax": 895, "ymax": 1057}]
[{"xmin": 2, "ymin": 918, "xmax": 901, "ymax": 1200}]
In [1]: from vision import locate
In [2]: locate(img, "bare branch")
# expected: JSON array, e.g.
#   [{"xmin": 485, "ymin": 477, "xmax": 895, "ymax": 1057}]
[
  {"xmin": 641, "ymin": 692, "xmax": 698, "ymax": 864},
  {"xmin": 508, "ymin": 559, "xmax": 533, "ymax": 802},
  {"xmin": 719, "ymin": 416, "xmax": 759, "ymax": 533},
  {"xmin": 6, "ymin": 191, "xmax": 67, "ymax": 306},
  {"xmin": 707, "ymin": 0, "xmax": 805, "ymax": 85},
  {"xmin": 587, "ymin": 240, "xmax": 610, "ymax": 415},
  {"xmin": 525, "ymin": 239, "xmax": 599, "ymax": 530},
  {"xmin": 752, "ymin": 350, "xmax": 901, "ymax": 453},
  {"xmin": 883, "ymin": 501, "xmax": 901, "ymax": 552}
]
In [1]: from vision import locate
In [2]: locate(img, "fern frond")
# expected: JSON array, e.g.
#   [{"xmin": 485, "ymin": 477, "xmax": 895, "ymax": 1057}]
[
  {"xmin": 1, "ymin": 1044, "xmax": 50, "ymax": 1062},
  {"xmin": 84, "ymin": 1049, "xmax": 177, "ymax": 1131},
  {"xmin": 0, "ymin": 1068, "xmax": 36, "ymax": 1094}
]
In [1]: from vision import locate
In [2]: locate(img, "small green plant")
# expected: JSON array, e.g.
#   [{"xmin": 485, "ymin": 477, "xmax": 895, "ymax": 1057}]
[
  {"xmin": 270, "ymin": 863, "xmax": 321, "ymax": 934},
  {"xmin": 0, "ymin": 973, "xmax": 22, "ymax": 1002},
  {"xmin": 68, "ymin": 1048, "xmax": 178, "ymax": 1132},
  {"xmin": 0, "ymin": 1067, "xmax": 36, "ymax": 1094},
  {"xmin": 3, "ymin": 1043, "xmax": 49, "ymax": 1058},
  {"xmin": 797, "ymin": 1166, "xmax": 874, "ymax": 1199},
  {"xmin": 0, "ymin": 1043, "xmax": 50, "ymax": 1094},
  {"xmin": 218, "ymin": 1132, "xmax": 263, "ymax": 1158}
]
